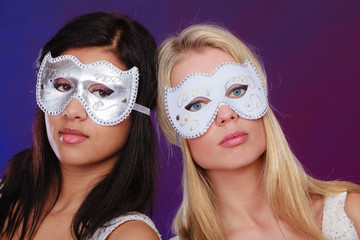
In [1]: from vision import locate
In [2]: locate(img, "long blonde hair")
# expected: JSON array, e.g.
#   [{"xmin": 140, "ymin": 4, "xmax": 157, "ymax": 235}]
[{"xmin": 157, "ymin": 24, "xmax": 360, "ymax": 240}]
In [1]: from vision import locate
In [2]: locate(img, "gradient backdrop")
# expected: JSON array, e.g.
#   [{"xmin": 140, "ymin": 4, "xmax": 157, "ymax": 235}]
[{"xmin": 1, "ymin": 0, "xmax": 359, "ymax": 238}]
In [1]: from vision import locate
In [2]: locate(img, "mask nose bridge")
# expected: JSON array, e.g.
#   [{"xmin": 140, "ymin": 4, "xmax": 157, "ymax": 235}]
[
  {"xmin": 210, "ymin": 79, "xmax": 228, "ymax": 119},
  {"xmin": 61, "ymin": 78, "xmax": 89, "ymax": 115},
  {"xmin": 213, "ymin": 99, "xmax": 231, "ymax": 119}
]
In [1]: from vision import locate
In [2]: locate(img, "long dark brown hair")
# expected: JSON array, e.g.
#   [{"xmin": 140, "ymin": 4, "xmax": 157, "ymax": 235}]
[{"xmin": 0, "ymin": 11, "xmax": 158, "ymax": 239}]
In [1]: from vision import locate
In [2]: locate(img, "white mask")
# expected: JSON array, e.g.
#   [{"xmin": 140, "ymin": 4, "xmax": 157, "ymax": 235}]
[
  {"xmin": 36, "ymin": 52, "xmax": 150, "ymax": 126},
  {"xmin": 165, "ymin": 61, "xmax": 268, "ymax": 139}
]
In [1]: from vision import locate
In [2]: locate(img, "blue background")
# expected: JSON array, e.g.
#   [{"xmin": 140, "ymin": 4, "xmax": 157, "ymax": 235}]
[{"xmin": 1, "ymin": 0, "xmax": 360, "ymax": 238}]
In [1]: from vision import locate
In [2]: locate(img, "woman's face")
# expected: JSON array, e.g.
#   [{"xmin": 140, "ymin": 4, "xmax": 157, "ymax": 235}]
[
  {"xmin": 170, "ymin": 47, "xmax": 266, "ymax": 172},
  {"xmin": 45, "ymin": 47, "xmax": 131, "ymax": 168}
]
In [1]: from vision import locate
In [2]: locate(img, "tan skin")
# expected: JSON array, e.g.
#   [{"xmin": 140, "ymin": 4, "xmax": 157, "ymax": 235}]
[
  {"xmin": 170, "ymin": 46, "xmax": 360, "ymax": 239},
  {"xmin": 12, "ymin": 47, "xmax": 159, "ymax": 240}
]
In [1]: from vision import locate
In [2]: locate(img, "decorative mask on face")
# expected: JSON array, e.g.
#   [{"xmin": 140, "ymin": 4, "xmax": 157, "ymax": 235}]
[
  {"xmin": 36, "ymin": 52, "xmax": 150, "ymax": 126},
  {"xmin": 165, "ymin": 60, "xmax": 268, "ymax": 139}
]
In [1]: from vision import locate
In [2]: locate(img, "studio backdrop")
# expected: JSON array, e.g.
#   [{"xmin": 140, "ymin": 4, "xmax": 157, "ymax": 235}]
[{"xmin": 1, "ymin": 0, "xmax": 359, "ymax": 238}]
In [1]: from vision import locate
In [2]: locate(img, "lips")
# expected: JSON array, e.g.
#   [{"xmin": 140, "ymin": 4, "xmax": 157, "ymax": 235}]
[
  {"xmin": 59, "ymin": 128, "xmax": 89, "ymax": 144},
  {"xmin": 219, "ymin": 130, "xmax": 248, "ymax": 147}
]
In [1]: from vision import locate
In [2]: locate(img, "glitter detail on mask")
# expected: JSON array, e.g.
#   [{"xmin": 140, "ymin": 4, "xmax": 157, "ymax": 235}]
[
  {"xmin": 165, "ymin": 60, "xmax": 268, "ymax": 139},
  {"xmin": 36, "ymin": 52, "xmax": 150, "ymax": 126}
]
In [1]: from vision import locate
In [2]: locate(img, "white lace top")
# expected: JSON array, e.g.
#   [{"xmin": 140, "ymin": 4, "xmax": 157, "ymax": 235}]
[
  {"xmin": 322, "ymin": 192, "xmax": 358, "ymax": 240},
  {"xmin": 170, "ymin": 192, "xmax": 359, "ymax": 240},
  {"xmin": 89, "ymin": 212, "xmax": 161, "ymax": 240}
]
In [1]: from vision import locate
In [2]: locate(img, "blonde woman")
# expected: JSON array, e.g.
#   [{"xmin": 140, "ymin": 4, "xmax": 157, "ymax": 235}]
[{"xmin": 157, "ymin": 24, "xmax": 360, "ymax": 240}]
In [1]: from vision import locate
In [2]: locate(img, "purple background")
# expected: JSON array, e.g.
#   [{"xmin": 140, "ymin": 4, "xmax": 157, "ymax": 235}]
[{"xmin": 1, "ymin": 0, "xmax": 359, "ymax": 238}]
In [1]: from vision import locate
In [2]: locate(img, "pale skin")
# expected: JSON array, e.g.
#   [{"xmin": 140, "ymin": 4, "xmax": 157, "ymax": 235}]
[
  {"xmin": 11, "ymin": 47, "xmax": 159, "ymax": 240},
  {"xmin": 170, "ymin": 46, "xmax": 360, "ymax": 239}
]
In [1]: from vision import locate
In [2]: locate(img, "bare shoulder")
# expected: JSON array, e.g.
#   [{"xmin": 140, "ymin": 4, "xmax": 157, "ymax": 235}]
[
  {"xmin": 106, "ymin": 220, "xmax": 160, "ymax": 240},
  {"xmin": 345, "ymin": 192, "xmax": 360, "ymax": 233}
]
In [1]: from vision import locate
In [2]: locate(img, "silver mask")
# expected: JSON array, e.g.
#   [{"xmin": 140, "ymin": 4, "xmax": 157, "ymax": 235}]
[{"xmin": 36, "ymin": 52, "xmax": 150, "ymax": 126}]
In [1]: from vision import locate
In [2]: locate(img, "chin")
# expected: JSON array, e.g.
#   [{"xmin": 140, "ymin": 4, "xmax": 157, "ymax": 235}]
[{"xmin": 58, "ymin": 155, "xmax": 94, "ymax": 166}]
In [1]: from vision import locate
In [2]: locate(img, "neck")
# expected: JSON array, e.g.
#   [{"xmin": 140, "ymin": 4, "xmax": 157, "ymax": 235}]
[
  {"xmin": 52, "ymin": 160, "xmax": 115, "ymax": 214},
  {"xmin": 206, "ymin": 158, "xmax": 271, "ymax": 226}
]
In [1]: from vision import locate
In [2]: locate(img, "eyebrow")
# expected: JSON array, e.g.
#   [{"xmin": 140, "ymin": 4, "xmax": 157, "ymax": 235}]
[
  {"xmin": 176, "ymin": 88, "xmax": 210, "ymax": 108},
  {"xmin": 224, "ymin": 75, "xmax": 247, "ymax": 89}
]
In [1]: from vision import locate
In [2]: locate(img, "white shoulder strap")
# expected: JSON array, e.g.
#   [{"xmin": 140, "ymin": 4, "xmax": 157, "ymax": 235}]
[
  {"xmin": 89, "ymin": 212, "xmax": 161, "ymax": 240},
  {"xmin": 169, "ymin": 236, "xmax": 180, "ymax": 240},
  {"xmin": 322, "ymin": 192, "xmax": 359, "ymax": 240}
]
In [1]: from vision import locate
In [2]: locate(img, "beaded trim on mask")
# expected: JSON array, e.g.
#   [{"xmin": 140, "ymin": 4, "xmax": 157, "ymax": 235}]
[
  {"xmin": 36, "ymin": 52, "xmax": 146, "ymax": 126},
  {"xmin": 164, "ymin": 60, "xmax": 268, "ymax": 139}
]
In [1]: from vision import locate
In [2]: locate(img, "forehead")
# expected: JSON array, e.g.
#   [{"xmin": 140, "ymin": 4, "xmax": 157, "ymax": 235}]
[
  {"xmin": 61, "ymin": 47, "xmax": 127, "ymax": 71},
  {"xmin": 170, "ymin": 47, "xmax": 236, "ymax": 87}
]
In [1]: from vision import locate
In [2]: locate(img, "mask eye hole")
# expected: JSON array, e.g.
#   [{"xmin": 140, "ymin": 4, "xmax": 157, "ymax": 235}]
[
  {"xmin": 53, "ymin": 78, "xmax": 73, "ymax": 92},
  {"xmin": 185, "ymin": 97, "xmax": 211, "ymax": 112},
  {"xmin": 226, "ymin": 84, "xmax": 248, "ymax": 98},
  {"xmin": 88, "ymin": 84, "xmax": 114, "ymax": 98}
]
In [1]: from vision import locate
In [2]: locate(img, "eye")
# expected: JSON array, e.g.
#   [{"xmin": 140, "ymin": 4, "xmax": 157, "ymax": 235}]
[
  {"xmin": 185, "ymin": 97, "xmax": 211, "ymax": 112},
  {"xmin": 53, "ymin": 78, "xmax": 73, "ymax": 92},
  {"xmin": 226, "ymin": 84, "xmax": 248, "ymax": 98},
  {"xmin": 89, "ymin": 84, "xmax": 114, "ymax": 98}
]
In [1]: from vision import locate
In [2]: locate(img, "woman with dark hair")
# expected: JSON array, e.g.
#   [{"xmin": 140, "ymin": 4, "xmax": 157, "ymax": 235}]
[{"xmin": 0, "ymin": 12, "xmax": 160, "ymax": 240}]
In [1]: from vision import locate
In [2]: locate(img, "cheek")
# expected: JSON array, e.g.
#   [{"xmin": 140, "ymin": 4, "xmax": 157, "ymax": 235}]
[
  {"xmin": 252, "ymin": 119, "xmax": 267, "ymax": 154},
  {"xmin": 186, "ymin": 135, "xmax": 213, "ymax": 167},
  {"xmin": 185, "ymin": 121, "xmax": 221, "ymax": 168},
  {"xmin": 45, "ymin": 115, "xmax": 57, "ymax": 145},
  {"xmin": 103, "ymin": 117, "xmax": 132, "ymax": 151},
  {"xmin": 44, "ymin": 114, "xmax": 62, "ymax": 157}
]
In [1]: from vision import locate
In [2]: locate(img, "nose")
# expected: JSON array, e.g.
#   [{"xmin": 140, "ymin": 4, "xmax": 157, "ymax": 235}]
[
  {"xmin": 215, "ymin": 105, "xmax": 238, "ymax": 126},
  {"xmin": 61, "ymin": 98, "xmax": 87, "ymax": 121}
]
